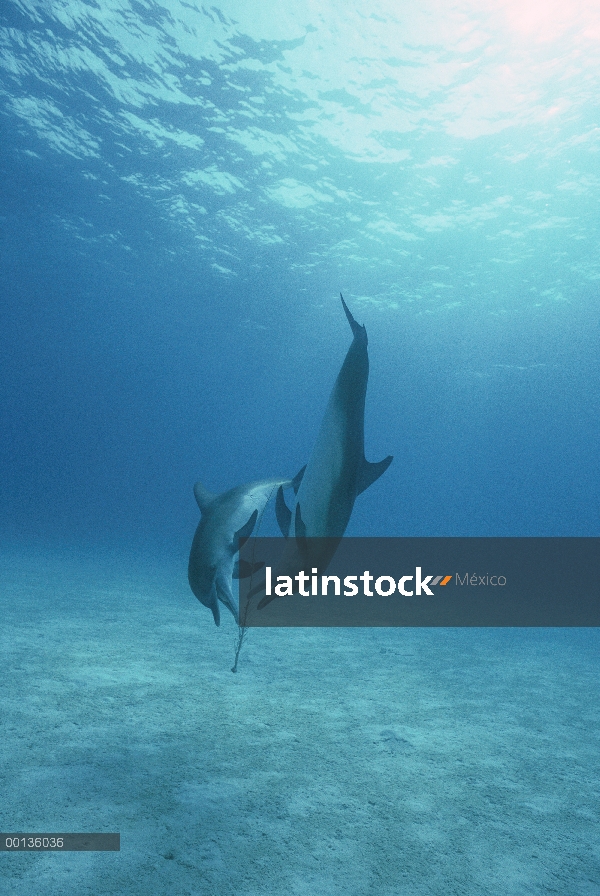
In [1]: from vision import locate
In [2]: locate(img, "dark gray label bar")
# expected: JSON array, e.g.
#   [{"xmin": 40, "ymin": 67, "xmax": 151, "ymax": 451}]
[
  {"xmin": 1, "ymin": 834, "xmax": 120, "ymax": 851},
  {"xmin": 238, "ymin": 537, "xmax": 600, "ymax": 627}
]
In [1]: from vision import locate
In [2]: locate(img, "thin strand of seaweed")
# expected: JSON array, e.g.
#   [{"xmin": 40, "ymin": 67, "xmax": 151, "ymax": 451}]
[{"xmin": 231, "ymin": 485, "xmax": 277, "ymax": 672}]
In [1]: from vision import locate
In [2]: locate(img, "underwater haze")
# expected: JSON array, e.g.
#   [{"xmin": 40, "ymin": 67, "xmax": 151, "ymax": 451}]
[{"xmin": 1, "ymin": 1, "xmax": 599, "ymax": 894}]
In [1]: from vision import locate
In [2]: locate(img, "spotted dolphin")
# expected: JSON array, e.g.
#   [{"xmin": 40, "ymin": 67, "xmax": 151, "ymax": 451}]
[
  {"xmin": 256, "ymin": 295, "xmax": 393, "ymax": 609},
  {"xmin": 188, "ymin": 477, "xmax": 294, "ymax": 625}
]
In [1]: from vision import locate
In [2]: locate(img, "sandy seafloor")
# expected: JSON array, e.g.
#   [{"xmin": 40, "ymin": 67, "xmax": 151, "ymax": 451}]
[{"xmin": 1, "ymin": 544, "xmax": 599, "ymax": 896}]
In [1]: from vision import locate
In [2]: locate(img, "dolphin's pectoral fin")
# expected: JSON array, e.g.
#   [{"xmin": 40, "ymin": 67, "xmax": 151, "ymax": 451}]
[
  {"xmin": 233, "ymin": 509, "xmax": 258, "ymax": 550},
  {"xmin": 216, "ymin": 574, "xmax": 239, "ymax": 624},
  {"xmin": 292, "ymin": 465, "xmax": 307, "ymax": 495},
  {"xmin": 276, "ymin": 486, "xmax": 292, "ymax": 537},
  {"xmin": 356, "ymin": 455, "xmax": 394, "ymax": 495},
  {"xmin": 194, "ymin": 481, "xmax": 216, "ymax": 513},
  {"xmin": 277, "ymin": 466, "xmax": 307, "ymax": 535},
  {"xmin": 295, "ymin": 503, "xmax": 308, "ymax": 559},
  {"xmin": 295, "ymin": 502, "xmax": 307, "ymax": 539},
  {"xmin": 247, "ymin": 577, "xmax": 277, "ymax": 611},
  {"xmin": 233, "ymin": 558, "xmax": 264, "ymax": 579}
]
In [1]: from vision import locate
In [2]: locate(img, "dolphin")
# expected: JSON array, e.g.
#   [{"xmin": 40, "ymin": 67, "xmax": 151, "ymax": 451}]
[
  {"xmin": 188, "ymin": 477, "xmax": 295, "ymax": 625},
  {"xmin": 255, "ymin": 294, "xmax": 393, "ymax": 609}
]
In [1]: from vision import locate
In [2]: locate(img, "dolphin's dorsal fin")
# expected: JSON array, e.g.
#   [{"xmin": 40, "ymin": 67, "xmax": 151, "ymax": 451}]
[
  {"xmin": 356, "ymin": 455, "xmax": 393, "ymax": 496},
  {"xmin": 276, "ymin": 486, "xmax": 292, "ymax": 537},
  {"xmin": 193, "ymin": 481, "xmax": 216, "ymax": 512},
  {"xmin": 292, "ymin": 465, "xmax": 306, "ymax": 495},
  {"xmin": 233, "ymin": 509, "xmax": 258, "ymax": 551}
]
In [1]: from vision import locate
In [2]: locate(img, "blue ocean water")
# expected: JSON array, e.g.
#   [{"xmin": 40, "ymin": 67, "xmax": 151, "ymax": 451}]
[{"xmin": 1, "ymin": 3, "xmax": 599, "ymax": 894}]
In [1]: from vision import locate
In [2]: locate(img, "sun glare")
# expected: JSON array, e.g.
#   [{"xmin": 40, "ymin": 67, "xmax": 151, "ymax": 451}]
[{"xmin": 495, "ymin": 0, "xmax": 597, "ymax": 42}]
